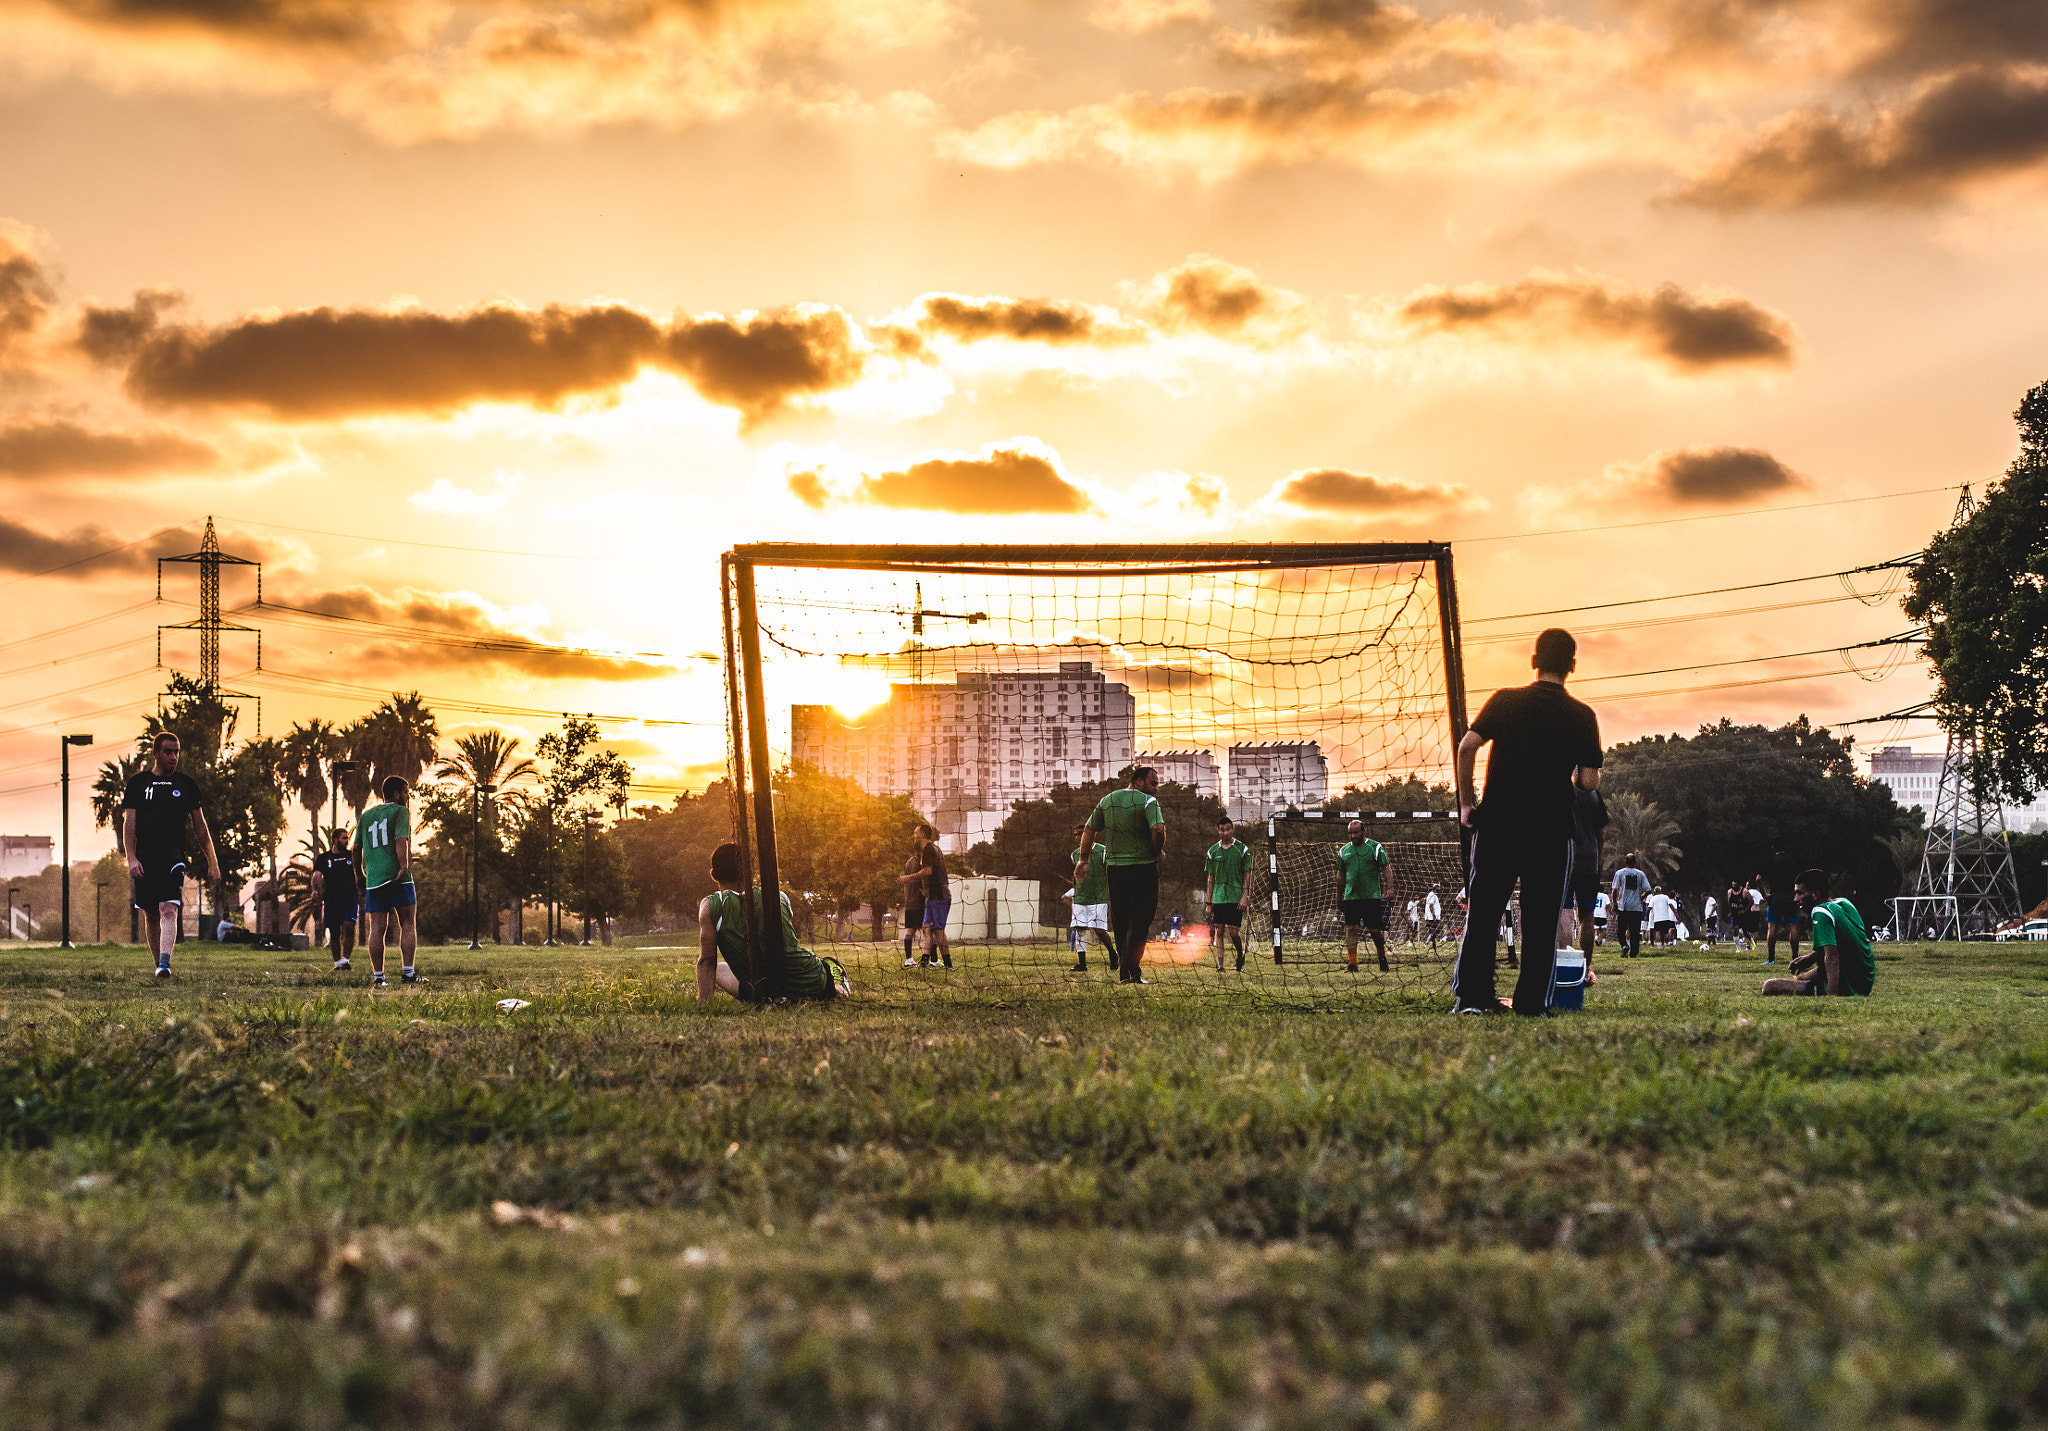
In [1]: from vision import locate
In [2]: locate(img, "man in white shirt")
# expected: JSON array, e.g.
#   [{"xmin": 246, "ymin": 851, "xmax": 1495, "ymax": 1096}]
[
  {"xmin": 1423, "ymin": 885, "xmax": 1444, "ymax": 952},
  {"xmin": 1405, "ymin": 897, "xmax": 1420, "ymax": 943},
  {"xmin": 1592, "ymin": 889, "xmax": 1610, "ymax": 944},
  {"xmin": 1648, "ymin": 886, "xmax": 1677, "ymax": 946},
  {"xmin": 1702, "ymin": 893, "xmax": 1720, "ymax": 946}
]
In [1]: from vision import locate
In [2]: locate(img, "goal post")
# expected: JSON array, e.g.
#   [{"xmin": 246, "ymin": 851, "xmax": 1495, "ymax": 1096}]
[{"xmin": 719, "ymin": 543, "xmax": 1471, "ymax": 1004}]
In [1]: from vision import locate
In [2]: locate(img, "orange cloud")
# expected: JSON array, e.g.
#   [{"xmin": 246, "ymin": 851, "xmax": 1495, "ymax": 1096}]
[
  {"xmin": 0, "ymin": 234, "xmax": 56, "ymax": 369},
  {"xmin": 1602, "ymin": 445, "xmax": 1810, "ymax": 504},
  {"xmin": 1263, "ymin": 466, "xmax": 1475, "ymax": 514},
  {"xmin": 0, "ymin": 416, "xmax": 223, "ymax": 478},
  {"xmin": 790, "ymin": 444, "xmax": 1094, "ymax": 513},
  {"xmin": 1395, "ymin": 270, "xmax": 1799, "ymax": 372}
]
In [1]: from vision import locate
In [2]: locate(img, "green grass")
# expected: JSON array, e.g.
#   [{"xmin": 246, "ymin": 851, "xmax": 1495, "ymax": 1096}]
[{"xmin": 2, "ymin": 936, "xmax": 2045, "ymax": 1428}]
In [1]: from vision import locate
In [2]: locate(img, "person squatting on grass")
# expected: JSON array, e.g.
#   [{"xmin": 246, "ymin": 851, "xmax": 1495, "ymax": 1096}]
[
  {"xmin": 1081, "ymin": 765, "xmax": 1165, "ymax": 985},
  {"xmin": 1206, "ymin": 816, "xmax": 1252, "ymax": 972},
  {"xmin": 1761, "ymin": 869, "xmax": 1874, "ymax": 998},
  {"xmin": 354, "ymin": 776, "xmax": 423, "ymax": 987},
  {"xmin": 121, "ymin": 731, "xmax": 222, "ymax": 979},
  {"xmin": 698, "ymin": 842, "xmax": 849, "ymax": 1003},
  {"xmin": 1335, "ymin": 819, "xmax": 1392, "ymax": 973},
  {"xmin": 1451, "ymin": 629, "xmax": 1603, "ymax": 1016}
]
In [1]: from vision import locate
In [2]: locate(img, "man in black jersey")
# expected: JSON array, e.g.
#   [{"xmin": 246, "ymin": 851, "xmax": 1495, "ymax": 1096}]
[
  {"xmin": 120, "ymin": 731, "xmax": 222, "ymax": 978},
  {"xmin": 311, "ymin": 827, "xmax": 359, "ymax": 972},
  {"xmin": 1452, "ymin": 629, "xmax": 1602, "ymax": 1016}
]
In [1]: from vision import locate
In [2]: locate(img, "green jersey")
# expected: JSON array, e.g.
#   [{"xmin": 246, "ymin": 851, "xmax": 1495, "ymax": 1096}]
[
  {"xmin": 708, "ymin": 888, "xmax": 836, "ymax": 1003},
  {"xmin": 1335, "ymin": 837, "xmax": 1387, "ymax": 900},
  {"xmin": 1809, "ymin": 897, "xmax": 1874, "ymax": 996},
  {"xmin": 1071, "ymin": 846, "xmax": 1109, "ymax": 905},
  {"xmin": 1087, "ymin": 787, "xmax": 1164, "ymax": 865},
  {"xmin": 355, "ymin": 801, "xmax": 412, "ymax": 889},
  {"xmin": 1206, "ymin": 839, "xmax": 1251, "ymax": 904}
]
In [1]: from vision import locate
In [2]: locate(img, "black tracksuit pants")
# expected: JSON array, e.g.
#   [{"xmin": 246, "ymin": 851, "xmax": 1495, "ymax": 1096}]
[
  {"xmin": 1452, "ymin": 827, "xmax": 1573, "ymax": 1015},
  {"xmin": 1106, "ymin": 862, "xmax": 1158, "ymax": 980},
  {"xmin": 1617, "ymin": 910, "xmax": 1644, "ymax": 959}
]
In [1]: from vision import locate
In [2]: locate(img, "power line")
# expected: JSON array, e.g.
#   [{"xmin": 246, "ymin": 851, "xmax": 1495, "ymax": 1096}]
[
  {"xmin": 237, "ymin": 600, "xmax": 707, "ymax": 665},
  {"xmin": 1464, "ymin": 555, "xmax": 1917, "ymax": 624},
  {"xmin": 1457, "ymin": 483, "xmax": 1961, "ymax": 544},
  {"xmin": 245, "ymin": 665, "xmax": 721, "ymax": 727},
  {"xmin": 1568, "ymin": 630, "xmax": 1919, "ymax": 687},
  {"xmin": 0, "ymin": 599, "xmax": 163, "ymax": 655},
  {"xmin": 219, "ymin": 515, "xmax": 633, "ymax": 564},
  {"xmin": 1465, "ymin": 589, "xmax": 1887, "ymax": 646}
]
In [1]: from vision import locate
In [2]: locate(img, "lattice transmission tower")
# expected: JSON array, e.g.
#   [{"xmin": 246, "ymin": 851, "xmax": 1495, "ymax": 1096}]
[
  {"xmin": 158, "ymin": 515, "xmax": 264, "ymax": 732},
  {"xmin": 1914, "ymin": 485, "xmax": 2023, "ymax": 937}
]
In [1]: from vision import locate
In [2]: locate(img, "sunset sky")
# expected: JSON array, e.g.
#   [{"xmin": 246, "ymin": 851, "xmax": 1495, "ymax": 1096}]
[{"xmin": 5, "ymin": 0, "xmax": 2045, "ymax": 856}]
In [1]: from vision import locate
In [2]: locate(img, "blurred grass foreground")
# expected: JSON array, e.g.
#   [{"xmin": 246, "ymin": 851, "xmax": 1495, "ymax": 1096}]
[{"xmin": 2, "ymin": 937, "xmax": 2045, "ymax": 1429}]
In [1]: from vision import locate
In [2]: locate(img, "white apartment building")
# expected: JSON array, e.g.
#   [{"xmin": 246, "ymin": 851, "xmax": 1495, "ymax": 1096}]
[
  {"xmin": 791, "ymin": 661, "xmax": 1137, "ymax": 852},
  {"xmin": 1226, "ymin": 741, "xmax": 1329, "ymax": 822},
  {"xmin": 0, "ymin": 834, "xmax": 54, "ymax": 880},
  {"xmin": 1870, "ymin": 745, "xmax": 2048, "ymax": 833},
  {"xmin": 1135, "ymin": 749, "xmax": 1220, "ymax": 799}
]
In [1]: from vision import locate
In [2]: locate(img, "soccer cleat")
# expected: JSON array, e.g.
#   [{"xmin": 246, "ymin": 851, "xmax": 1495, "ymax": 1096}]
[
  {"xmin": 371, "ymin": 972, "xmax": 388, "ymax": 987},
  {"xmin": 941, "ymin": 956, "xmax": 953, "ymax": 969},
  {"xmin": 1379, "ymin": 958, "xmax": 1392, "ymax": 973},
  {"xmin": 154, "ymin": 964, "xmax": 170, "ymax": 979},
  {"xmin": 1347, "ymin": 961, "xmax": 1359, "ymax": 973},
  {"xmin": 333, "ymin": 957, "xmax": 351, "ymax": 972},
  {"xmin": 1121, "ymin": 976, "xmax": 1150, "ymax": 986},
  {"xmin": 402, "ymin": 969, "xmax": 426, "ymax": 984},
  {"xmin": 1235, "ymin": 954, "xmax": 1245, "ymax": 971},
  {"xmin": 1070, "ymin": 959, "xmax": 1088, "ymax": 972},
  {"xmin": 903, "ymin": 955, "xmax": 920, "ymax": 968}
]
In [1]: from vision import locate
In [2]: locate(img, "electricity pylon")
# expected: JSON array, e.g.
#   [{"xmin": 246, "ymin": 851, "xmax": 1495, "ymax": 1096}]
[{"xmin": 158, "ymin": 515, "xmax": 264, "ymax": 732}]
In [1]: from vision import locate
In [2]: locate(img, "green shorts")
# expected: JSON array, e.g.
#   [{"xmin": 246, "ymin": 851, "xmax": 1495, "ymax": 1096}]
[{"xmin": 781, "ymin": 947, "xmax": 838, "ymax": 1002}]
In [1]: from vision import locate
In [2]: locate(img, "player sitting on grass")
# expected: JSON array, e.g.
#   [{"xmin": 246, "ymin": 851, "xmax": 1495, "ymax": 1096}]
[
  {"xmin": 1761, "ymin": 869, "xmax": 1874, "ymax": 998},
  {"xmin": 355, "ymin": 776, "xmax": 422, "ymax": 987},
  {"xmin": 697, "ymin": 842, "xmax": 848, "ymax": 1003},
  {"xmin": 1336, "ymin": 819, "xmax": 1392, "ymax": 973},
  {"xmin": 121, "ymin": 730, "xmax": 221, "ymax": 979},
  {"xmin": 1206, "ymin": 817, "xmax": 1251, "ymax": 972}
]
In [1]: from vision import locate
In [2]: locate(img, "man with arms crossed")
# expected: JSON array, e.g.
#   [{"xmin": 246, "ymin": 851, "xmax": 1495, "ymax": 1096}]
[
  {"xmin": 1451, "ymin": 629, "xmax": 1602, "ymax": 1015},
  {"xmin": 311, "ymin": 827, "xmax": 358, "ymax": 972},
  {"xmin": 1335, "ymin": 819, "xmax": 1392, "ymax": 973},
  {"xmin": 354, "ymin": 776, "xmax": 423, "ymax": 987},
  {"xmin": 1206, "ymin": 816, "xmax": 1252, "ymax": 971},
  {"xmin": 122, "ymin": 731, "xmax": 221, "ymax": 979},
  {"xmin": 1081, "ymin": 765, "xmax": 1164, "ymax": 985},
  {"xmin": 1762, "ymin": 869, "xmax": 1874, "ymax": 998},
  {"xmin": 1066, "ymin": 823, "xmax": 1116, "ymax": 973}
]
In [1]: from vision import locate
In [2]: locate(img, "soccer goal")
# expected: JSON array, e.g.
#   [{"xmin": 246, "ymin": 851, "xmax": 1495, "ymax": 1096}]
[{"xmin": 718, "ymin": 544, "xmax": 1472, "ymax": 1006}]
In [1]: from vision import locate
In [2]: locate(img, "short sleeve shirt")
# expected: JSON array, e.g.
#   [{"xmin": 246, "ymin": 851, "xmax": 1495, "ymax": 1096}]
[
  {"xmin": 1087, "ymin": 788, "xmax": 1164, "ymax": 865},
  {"xmin": 314, "ymin": 849, "xmax": 358, "ymax": 901},
  {"xmin": 902, "ymin": 853, "xmax": 926, "ymax": 912},
  {"xmin": 355, "ymin": 801, "xmax": 412, "ymax": 889},
  {"xmin": 121, "ymin": 771, "xmax": 204, "ymax": 867},
  {"xmin": 919, "ymin": 843, "xmax": 949, "ymax": 901},
  {"xmin": 1071, "ymin": 846, "xmax": 1109, "ymax": 904},
  {"xmin": 1612, "ymin": 867, "xmax": 1648, "ymax": 913},
  {"xmin": 1206, "ymin": 840, "xmax": 1251, "ymax": 904},
  {"xmin": 1335, "ymin": 838, "xmax": 1387, "ymax": 899},
  {"xmin": 1470, "ymin": 681, "xmax": 1602, "ymax": 839},
  {"xmin": 1810, "ymin": 897, "xmax": 1875, "ymax": 995}
]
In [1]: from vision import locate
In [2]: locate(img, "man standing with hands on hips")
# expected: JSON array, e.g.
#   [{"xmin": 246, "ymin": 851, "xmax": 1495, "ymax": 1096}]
[{"xmin": 1451, "ymin": 629, "xmax": 1603, "ymax": 1016}]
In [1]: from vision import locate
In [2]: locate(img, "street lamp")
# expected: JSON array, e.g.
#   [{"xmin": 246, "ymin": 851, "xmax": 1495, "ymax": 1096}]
[
  {"xmin": 542, "ymin": 804, "xmax": 558, "ymax": 947},
  {"xmin": 330, "ymin": 759, "xmax": 361, "ymax": 945},
  {"xmin": 5, "ymin": 888, "xmax": 15, "ymax": 940},
  {"xmin": 59, "ymin": 733, "xmax": 94, "ymax": 949},
  {"xmin": 95, "ymin": 881, "xmax": 104, "ymax": 944},
  {"xmin": 469, "ymin": 782, "xmax": 496, "ymax": 950},
  {"xmin": 580, "ymin": 810, "xmax": 599, "ymax": 946}
]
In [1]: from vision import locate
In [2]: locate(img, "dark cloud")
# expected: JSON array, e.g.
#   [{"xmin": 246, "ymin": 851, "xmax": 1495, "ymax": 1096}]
[
  {"xmin": 1612, "ymin": 445, "xmax": 1809, "ymax": 504},
  {"xmin": 34, "ymin": 0, "xmax": 417, "ymax": 53},
  {"xmin": 1268, "ymin": 467, "xmax": 1472, "ymax": 512},
  {"xmin": 790, "ymin": 447, "xmax": 1094, "ymax": 514},
  {"xmin": 75, "ymin": 288, "xmax": 185, "ymax": 363},
  {"xmin": 112, "ymin": 299, "xmax": 868, "ymax": 422},
  {"xmin": 1674, "ymin": 66, "xmax": 2048, "ymax": 209},
  {"xmin": 662, "ymin": 309, "xmax": 866, "ymax": 421},
  {"xmin": 1263, "ymin": 0, "xmax": 1423, "ymax": 53},
  {"xmin": 0, "ymin": 515, "xmax": 213, "ymax": 576},
  {"xmin": 1619, "ymin": 0, "xmax": 2048, "ymax": 79},
  {"xmin": 0, "ymin": 416, "xmax": 222, "ymax": 478},
  {"xmin": 915, "ymin": 296, "xmax": 1126, "ymax": 345},
  {"xmin": 1, "ymin": 237, "xmax": 56, "ymax": 365},
  {"xmin": 1151, "ymin": 253, "xmax": 1295, "ymax": 335},
  {"xmin": 1396, "ymin": 271, "xmax": 1798, "ymax": 371},
  {"xmin": 273, "ymin": 584, "xmax": 678, "ymax": 681}
]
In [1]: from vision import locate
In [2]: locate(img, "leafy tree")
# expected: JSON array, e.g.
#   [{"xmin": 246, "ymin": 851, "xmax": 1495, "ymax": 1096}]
[
  {"xmin": 418, "ymin": 784, "xmax": 516, "ymax": 942},
  {"xmin": 616, "ymin": 787, "xmax": 735, "ymax": 929},
  {"xmin": 974, "ymin": 773, "xmax": 1226, "ymax": 927},
  {"xmin": 530, "ymin": 718, "xmax": 632, "ymax": 936},
  {"xmin": 1903, "ymin": 380, "xmax": 2048, "ymax": 806},
  {"xmin": 1322, "ymin": 776, "xmax": 1456, "ymax": 815},
  {"xmin": 770, "ymin": 762, "xmax": 922, "ymax": 938},
  {"xmin": 90, "ymin": 753, "xmax": 144, "ymax": 941},
  {"xmin": 1605, "ymin": 793, "xmax": 1682, "ymax": 882},
  {"xmin": 2015, "ymin": 830, "xmax": 2048, "ymax": 914},
  {"xmin": 280, "ymin": 719, "xmax": 343, "ymax": 854},
  {"xmin": 565, "ymin": 827, "xmax": 635, "ymax": 940},
  {"xmin": 357, "ymin": 692, "xmax": 441, "ymax": 791},
  {"xmin": 1603, "ymin": 715, "xmax": 1910, "ymax": 921}
]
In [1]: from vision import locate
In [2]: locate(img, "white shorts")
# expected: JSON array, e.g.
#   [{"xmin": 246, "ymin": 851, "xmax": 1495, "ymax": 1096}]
[{"xmin": 1072, "ymin": 902, "xmax": 1109, "ymax": 931}]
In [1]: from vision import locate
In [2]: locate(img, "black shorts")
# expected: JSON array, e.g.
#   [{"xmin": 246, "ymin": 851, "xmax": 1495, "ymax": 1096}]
[
  {"xmin": 132, "ymin": 860, "xmax": 187, "ymax": 910},
  {"xmin": 1341, "ymin": 898, "xmax": 1386, "ymax": 930},
  {"xmin": 324, "ymin": 898, "xmax": 358, "ymax": 927},
  {"xmin": 1570, "ymin": 873, "xmax": 1600, "ymax": 906},
  {"xmin": 1210, "ymin": 901, "xmax": 1243, "ymax": 927},
  {"xmin": 904, "ymin": 904, "xmax": 924, "ymax": 931}
]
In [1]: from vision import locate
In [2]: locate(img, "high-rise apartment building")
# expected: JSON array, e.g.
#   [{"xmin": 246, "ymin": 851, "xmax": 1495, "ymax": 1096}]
[
  {"xmin": 1226, "ymin": 742, "xmax": 1329, "ymax": 822},
  {"xmin": 1870, "ymin": 744, "xmax": 2048, "ymax": 832},
  {"xmin": 791, "ymin": 661, "xmax": 1137, "ymax": 851},
  {"xmin": 1134, "ymin": 749, "xmax": 1220, "ymax": 799}
]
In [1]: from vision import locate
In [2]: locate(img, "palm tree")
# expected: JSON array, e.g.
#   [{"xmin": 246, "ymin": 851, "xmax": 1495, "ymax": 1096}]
[
  {"xmin": 435, "ymin": 730, "xmax": 537, "ymax": 811},
  {"xmin": 361, "ymin": 692, "xmax": 440, "ymax": 792},
  {"xmin": 336, "ymin": 718, "xmax": 376, "ymax": 826},
  {"xmin": 1606, "ymin": 792, "xmax": 1683, "ymax": 882},
  {"xmin": 1885, "ymin": 832, "xmax": 1926, "ymax": 895},
  {"xmin": 281, "ymin": 719, "xmax": 342, "ymax": 852}
]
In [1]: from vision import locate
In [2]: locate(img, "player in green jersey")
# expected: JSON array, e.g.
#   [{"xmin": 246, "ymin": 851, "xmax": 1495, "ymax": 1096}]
[
  {"xmin": 1066, "ymin": 824, "xmax": 1116, "ymax": 973},
  {"xmin": 1335, "ymin": 819, "xmax": 1392, "ymax": 973},
  {"xmin": 1763, "ymin": 869, "xmax": 1875, "ymax": 998},
  {"xmin": 353, "ymin": 776, "xmax": 421, "ymax": 987},
  {"xmin": 698, "ymin": 843, "xmax": 848, "ymax": 1003},
  {"xmin": 1205, "ymin": 817, "xmax": 1252, "ymax": 971},
  {"xmin": 1080, "ymin": 766, "xmax": 1165, "ymax": 984}
]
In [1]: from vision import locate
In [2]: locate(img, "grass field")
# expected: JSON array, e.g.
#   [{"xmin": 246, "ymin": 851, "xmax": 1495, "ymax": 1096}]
[{"xmin": 3, "ymin": 933, "xmax": 2045, "ymax": 1429}]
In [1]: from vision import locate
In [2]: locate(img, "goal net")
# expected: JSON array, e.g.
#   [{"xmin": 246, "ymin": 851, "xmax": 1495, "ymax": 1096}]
[{"xmin": 719, "ymin": 544, "xmax": 1473, "ymax": 1008}]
